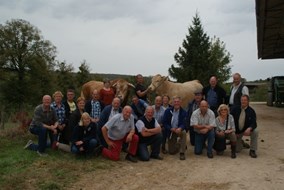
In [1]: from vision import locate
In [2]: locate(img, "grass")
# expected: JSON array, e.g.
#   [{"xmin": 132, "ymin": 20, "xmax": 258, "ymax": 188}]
[{"xmin": 0, "ymin": 126, "xmax": 112, "ymax": 190}]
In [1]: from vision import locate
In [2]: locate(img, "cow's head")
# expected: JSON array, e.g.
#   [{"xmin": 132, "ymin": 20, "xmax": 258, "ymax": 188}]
[
  {"xmin": 148, "ymin": 74, "xmax": 168, "ymax": 91},
  {"xmin": 112, "ymin": 79, "xmax": 135, "ymax": 105}
]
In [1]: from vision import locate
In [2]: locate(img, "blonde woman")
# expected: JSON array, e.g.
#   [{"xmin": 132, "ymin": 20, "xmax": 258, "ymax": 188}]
[
  {"xmin": 215, "ymin": 104, "xmax": 237, "ymax": 158},
  {"xmin": 71, "ymin": 112, "xmax": 99, "ymax": 156}
]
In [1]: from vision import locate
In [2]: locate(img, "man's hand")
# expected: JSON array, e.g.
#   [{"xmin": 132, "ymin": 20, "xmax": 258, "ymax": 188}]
[
  {"xmin": 50, "ymin": 125, "xmax": 57, "ymax": 134},
  {"xmin": 106, "ymin": 140, "xmax": 116, "ymax": 149},
  {"xmin": 199, "ymin": 128, "xmax": 209, "ymax": 134},
  {"xmin": 75, "ymin": 141, "xmax": 83, "ymax": 146},
  {"xmin": 216, "ymin": 130, "xmax": 225, "ymax": 137},
  {"xmin": 243, "ymin": 128, "xmax": 252, "ymax": 136},
  {"xmin": 126, "ymin": 133, "xmax": 133, "ymax": 143}
]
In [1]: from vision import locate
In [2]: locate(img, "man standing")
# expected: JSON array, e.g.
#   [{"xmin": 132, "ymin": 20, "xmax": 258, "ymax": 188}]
[
  {"xmin": 136, "ymin": 106, "xmax": 163, "ymax": 161},
  {"xmin": 187, "ymin": 91, "xmax": 203, "ymax": 146},
  {"xmin": 85, "ymin": 89, "xmax": 103, "ymax": 123},
  {"xmin": 231, "ymin": 95, "xmax": 258, "ymax": 158},
  {"xmin": 135, "ymin": 74, "xmax": 150, "ymax": 102},
  {"xmin": 203, "ymin": 75, "xmax": 226, "ymax": 116},
  {"xmin": 97, "ymin": 97, "xmax": 122, "ymax": 147},
  {"xmin": 130, "ymin": 95, "xmax": 148, "ymax": 122},
  {"xmin": 163, "ymin": 96, "xmax": 187, "ymax": 160},
  {"xmin": 152, "ymin": 96, "xmax": 166, "ymax": 153},
  {"xmin": 101, "ymin": 106, "xmax": 139, "ymax": 162},
  {"xmin": 190, "ymin": 100, "xmax": 216, "ymax": 158},
  {"xmin": 24, "ymin": 95, "xmax": 58, "ymax": 156},
  {"xmin": 228, "ymin": 73, "xmax": 249, "ymax": 109}
]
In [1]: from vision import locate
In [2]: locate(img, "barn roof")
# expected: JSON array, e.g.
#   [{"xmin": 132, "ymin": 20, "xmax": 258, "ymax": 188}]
[{"xmin": 256, "ymin": 0, "xmax": 284, "ymax": 59}]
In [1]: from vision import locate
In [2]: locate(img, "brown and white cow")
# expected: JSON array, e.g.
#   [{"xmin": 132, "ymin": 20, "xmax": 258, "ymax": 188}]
[
  {"xmin": 148, "ymin": 74, "xmax": 203, "ymax": 108},
  {"xmin": 81, "ymin": 79, "xmax": 135, "ymax": 106}
]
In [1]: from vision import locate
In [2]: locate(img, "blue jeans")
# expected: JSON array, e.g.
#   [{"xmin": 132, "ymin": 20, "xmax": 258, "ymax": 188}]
[
  {"xmin": 71, "ymin": 138, "xmax": 98, "ymax": 155},
  {"xmin": 29, "ymin": 125, "xmax": 54, "ymax": 153},
  {"xmin": 194, "ymin": 129, "xmax": 215, "ymax": 155},
  {"xmin": 138, "ymin": 133, "xmax": 162, "ymax": 161}
]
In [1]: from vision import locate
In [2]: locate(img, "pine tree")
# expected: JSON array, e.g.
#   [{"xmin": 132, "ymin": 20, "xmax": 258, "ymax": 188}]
[{"xmin": 169, "ymin": 13, "xmax": 231, "ymax": 86}]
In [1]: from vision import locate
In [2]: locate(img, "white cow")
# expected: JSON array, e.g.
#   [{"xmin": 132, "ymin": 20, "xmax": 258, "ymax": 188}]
[{"xmin": 148, "ymin": 74, "xmax": 203, "ymax": 108}]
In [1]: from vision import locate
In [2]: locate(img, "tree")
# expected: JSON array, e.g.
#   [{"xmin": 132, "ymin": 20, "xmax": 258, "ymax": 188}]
[
  {"xmin": 76, "ymin": 60, "xmax": 91, "ymax": 88},
  {"xmin": 0, "ymin": 19, "xmax": 57, "ymax": 108},
  {"xmin": 169, "ymin": 13, "xmax": 231, "ymax": 86},
  {"xmin": 208, "ymin": 37, "xmax": 232, "ymax": 83},
  {"xmin": 55, "ymin": 61, "xmax": 75, "ymax": 94}
]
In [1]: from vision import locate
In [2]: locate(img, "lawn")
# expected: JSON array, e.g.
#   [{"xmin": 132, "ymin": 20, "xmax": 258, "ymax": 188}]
[{"xmin": 0, "ymin": 126, "xmax": 112, "ymax": 190}]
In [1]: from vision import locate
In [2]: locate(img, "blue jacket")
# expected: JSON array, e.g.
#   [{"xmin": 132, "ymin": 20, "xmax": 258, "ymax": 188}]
[
  {"xmin": 162, "ymin": 107, "xmax": 187, "ymax": 137},
  {"xmin": 97, "ymin": 105, "xmax": 122, "ymax": 128}
]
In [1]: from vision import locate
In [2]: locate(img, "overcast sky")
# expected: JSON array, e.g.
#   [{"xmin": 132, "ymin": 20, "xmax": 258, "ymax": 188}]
[{"xmin": 1, "ymin": 0, "xmax": 283, "ymax": 81}]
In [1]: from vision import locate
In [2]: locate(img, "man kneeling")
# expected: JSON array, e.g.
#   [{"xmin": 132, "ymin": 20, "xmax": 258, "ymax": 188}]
[
  {"xmin": 101, "ymin": 106, "xmax": 139, "ymax": 162},
  {"xmin": 136, "ymin": 106, "xmax": 163, "ymax": 161}
]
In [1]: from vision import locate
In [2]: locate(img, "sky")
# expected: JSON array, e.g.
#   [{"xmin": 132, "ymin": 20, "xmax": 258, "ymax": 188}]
[{"xmin": 0, "ymin": 0, "xmax": 283, "ymax": 81}]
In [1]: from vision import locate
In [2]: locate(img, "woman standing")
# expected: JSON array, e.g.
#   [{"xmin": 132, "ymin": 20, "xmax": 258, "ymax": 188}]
[
  {"xmin": 215, "ymin": 104, "xmax": 237, "ymax": 158},
  {"xmin": 100, "ymin": 79, "xmax": 115, "ymax": 106}
]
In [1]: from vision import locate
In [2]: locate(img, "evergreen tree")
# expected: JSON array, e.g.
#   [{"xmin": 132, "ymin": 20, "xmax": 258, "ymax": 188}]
[
  {"xmin": 169, "ymin": 13, "xmax": 231, "ymax": 86},
  {"xmin": 76, "ymin": 60, "xmax": 91, "ymax": 87}
]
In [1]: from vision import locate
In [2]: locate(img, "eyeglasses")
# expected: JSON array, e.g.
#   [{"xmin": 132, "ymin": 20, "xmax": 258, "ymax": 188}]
[{"xmin": 220, "ymin": 109, "xmax": 227, "ymax": 111}]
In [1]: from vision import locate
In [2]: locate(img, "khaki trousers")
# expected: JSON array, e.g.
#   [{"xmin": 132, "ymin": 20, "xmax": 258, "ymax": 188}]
[{"xmin": 168, "ymin": 130, "xmax": 187, "ymax": 154}]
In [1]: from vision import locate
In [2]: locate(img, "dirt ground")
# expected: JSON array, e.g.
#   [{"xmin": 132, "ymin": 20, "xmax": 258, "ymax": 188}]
[{"xmin": 70, "ymin": 103, "xmax": 284, "ymax": 190}]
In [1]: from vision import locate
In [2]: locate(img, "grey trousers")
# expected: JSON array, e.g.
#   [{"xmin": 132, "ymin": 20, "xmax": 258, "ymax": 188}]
[
  {"xmin": 168, "ymin": 130, "xmax": 187, "ymax": 154},
  {"xmin": 236, "ymin": 129, "xmax": 258, "ymax": 152}
]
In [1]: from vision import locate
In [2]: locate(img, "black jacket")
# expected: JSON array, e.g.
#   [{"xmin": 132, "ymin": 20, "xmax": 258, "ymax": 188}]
[
  {"xmin": 203, "ymin": 85, "xmax": 226, "ymax": 108},
  {"xmin": 230, "ymin": 105, "xmax": 257, "ymax": 134}
]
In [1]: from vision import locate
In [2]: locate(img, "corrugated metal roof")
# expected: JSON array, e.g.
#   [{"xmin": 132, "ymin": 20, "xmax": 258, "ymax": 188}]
[{"xmin": 256, "ymin": 0, "xmax": 284, "ymax": 59}]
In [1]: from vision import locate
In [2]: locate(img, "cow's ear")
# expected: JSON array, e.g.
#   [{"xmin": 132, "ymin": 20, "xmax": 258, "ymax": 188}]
[{"xmin": 128, "ymin": 83, "xmax": 135, "ymax": 88}]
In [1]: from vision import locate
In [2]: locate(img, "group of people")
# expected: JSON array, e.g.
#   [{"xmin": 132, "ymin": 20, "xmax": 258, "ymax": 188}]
[{"xmin": 24, "ymin": 73, "xmax": 258, "ymax": 162}]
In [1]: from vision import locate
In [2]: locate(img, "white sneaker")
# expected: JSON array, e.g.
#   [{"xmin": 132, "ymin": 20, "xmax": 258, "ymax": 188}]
[
  {"xmin": 37, "ymin": 151, "xmax": 48, "ymax": 157},
  {"xmin": 23, "ymin": 140, "xmax": 33, "ymax": 149}
]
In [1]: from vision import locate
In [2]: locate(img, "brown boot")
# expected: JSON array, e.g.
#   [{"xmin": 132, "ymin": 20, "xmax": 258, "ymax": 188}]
[{"xmin": 231, "ymin": 142, "xmax": 237, "ymax": 159}]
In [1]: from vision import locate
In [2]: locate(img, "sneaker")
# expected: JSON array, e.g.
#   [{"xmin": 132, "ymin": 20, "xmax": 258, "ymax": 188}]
[
  {"xmin": 249, "ymin": 150, "xmax": 257, "ymax": 158},
  {"xmin": 37, "ymin": 151, "xmax": 48, "ymax": 157},
  {"xmin": 150, "ymin": 155, "xmax": 163, "ymax": 160},
  {"xmin": 207, "ymin": 153, "xmax": 213, "ymax": 159},
  {"xmin": 180, "ymin": 153, "xmax": 185, "ymax": 160},
  {"xmin": 125, "ymin": 154, "xmax": 138, "ymax": 163},
  {"xmin": 24, "ymin": 140, "xmax": 33, "ymax": 149}
]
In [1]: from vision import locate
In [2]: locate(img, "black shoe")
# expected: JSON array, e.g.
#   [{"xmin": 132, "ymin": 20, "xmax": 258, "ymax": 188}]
[
  {"xmin": 207, "ymin": 153, "xmax": 213, "ymax": 159},
  {"xmin": 180, "ymin": 153, "xmax": 185, "ymax": 160},
  {"xmin": 231, "ymin": 152, "xmax": 236, "ymax": 159},
  {"xmin": 125, "ymin": 154, "xmax": 138, "ymax": 163},
  {"xmin": 150, "ymin": 155, "xmax": 163, "ymax": 160},
  {"xmin": 242, "ymin": 140, "xmax": 250, "ymax": 149},
  {"xmin": 94, "ymin": 145, "xmax": 104, "ymax": 156},
  {"xmin": 161, "ymin": 147, "xmax": 168, "ymax": 154},
  {"xmin": 249, "ymin": 150, "xmax": 257, "ymax": 158}
]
